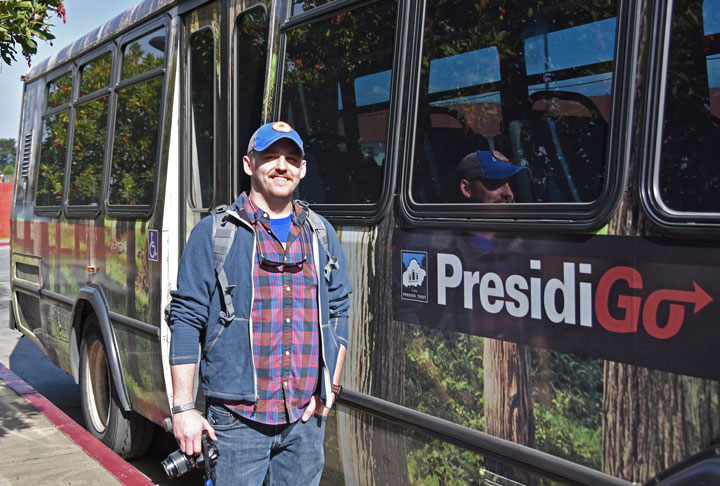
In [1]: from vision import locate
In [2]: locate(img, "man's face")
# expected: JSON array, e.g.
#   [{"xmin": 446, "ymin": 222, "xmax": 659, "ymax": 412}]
[
  {"xmin": 243, "ymin": 138, "xmax": 306, "ymax": 202},
  {"xmin": 460, "ymin": 177, "xmax": 514, "ymax": 203}
]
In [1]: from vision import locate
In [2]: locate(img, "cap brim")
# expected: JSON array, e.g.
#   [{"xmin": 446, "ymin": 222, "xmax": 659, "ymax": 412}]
[
  {"xmin": 482, "ymin": 164, "xmax": 530, "ymax": 180},
  {"xmin": 253, "ymin": 135, "xmax": 304, "ymax": 155}
]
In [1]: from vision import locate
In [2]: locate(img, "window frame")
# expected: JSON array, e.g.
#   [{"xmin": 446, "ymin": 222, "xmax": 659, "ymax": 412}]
[
  {"xmin": 275, "ymin": 0, "xmax": 405, "ymax": 224},
  {"xmin": 639, "ymin": 0, "xmax": 720, "ymax": 236},
  {"xmin": 105, "ymin": 18, "xmax": 170, "ymax": 218},
  {"xmin": 34, "ymin": 65, "xmax": 76, "ymax": 217},
  {"xmin": 398, "ymin": 0, "xmax": 638, "ymax": 232},
  {"xmin": 64, "ymin": 45, "xmax": 116, "ymax": 218}
]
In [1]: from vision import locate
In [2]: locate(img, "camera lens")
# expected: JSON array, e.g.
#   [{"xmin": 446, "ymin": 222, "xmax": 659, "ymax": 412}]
[{"xmin": 161, "ymin": 449, "xmax": 192, "ymax": 478}]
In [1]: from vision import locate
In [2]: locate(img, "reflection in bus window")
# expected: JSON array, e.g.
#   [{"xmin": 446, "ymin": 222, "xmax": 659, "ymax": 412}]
[
  {"xmin": 236, "ymin": 7, "xmax": 268, "ymax": 195},
  {"xmin": 188, "ymin": 28, "xmax": 215, "ymax": 209},
  {"xmin": 36, "ymin": 114, "xmax": 69, "ymax": 207},
  {"xmin": 121, "ymin": 28, "xmax": 166, "ymax": 80},
  {"xmin": 80, "ymin": 52, "xmax": 112, "ymax": 97},
  {"xmin": 291, "ymin": 0, "xmax": 333, "ymax": 16},
  {"xmin": 47, "ymin": 72, "xmax": 72, "ymax": 109},
  {"xmin": 109, "ymin": 77, "xmax": 163, "ymax": 206},
  {"xmin": 68, "ymin": 98, "xmax": 108, "ymax": 206},
  {"xmin": 658, "ymin": 0, "xmax": 720, "ymax": 213},
  {"xmin": 281, "ymin": 0, "xmax": 396, "ymax": 204},
  {"xmin": 411, "ymin": 1, "xmax": 617, "ymax": 205}
]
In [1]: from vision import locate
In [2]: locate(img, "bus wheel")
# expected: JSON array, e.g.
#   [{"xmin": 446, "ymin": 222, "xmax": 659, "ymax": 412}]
[{"xmin": 79, "ymin": 315, "xmax": 153, "ymax": 458}]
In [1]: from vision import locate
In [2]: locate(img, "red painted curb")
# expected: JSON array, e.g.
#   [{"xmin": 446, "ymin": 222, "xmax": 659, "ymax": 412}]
[{"xmin": 0, "ymin": 363, "xmax": 155, "ymax": 486}]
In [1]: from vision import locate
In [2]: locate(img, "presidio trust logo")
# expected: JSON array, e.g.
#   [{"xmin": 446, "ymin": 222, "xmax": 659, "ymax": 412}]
[{"xmin": 401, "ymin": 251, "xmax": 428, "ymax": 303}]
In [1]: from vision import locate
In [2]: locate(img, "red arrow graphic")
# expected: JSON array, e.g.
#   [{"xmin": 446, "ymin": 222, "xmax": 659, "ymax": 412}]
[{"xmin": 642, "ymin": 282, "xmax": 714, "ymax": 339}]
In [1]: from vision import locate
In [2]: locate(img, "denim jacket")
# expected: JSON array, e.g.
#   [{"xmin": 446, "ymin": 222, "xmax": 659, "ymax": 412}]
[{"xmin": 169, "ymin": 197, "xmax": 352, "ymax": 408}]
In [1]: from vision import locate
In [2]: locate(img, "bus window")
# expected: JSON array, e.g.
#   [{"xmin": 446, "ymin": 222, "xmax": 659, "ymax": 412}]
[
  {"xmin": 121, "ymin": 28, "xmax": 166, "ymax": 80},
  {"xmin": 36, "ymin": 114, "xmax": 70, "ymax": 208},
  {"xmin": 188, "ymin": 28, "xmax": 215, "ymax": 209},
  {"xmin": 291, "ymin": 0, "xmax": 333, "ymax": 16},
  {"xmin": 653, "ymin": 0, "xmax": 720, "ymax": 215},
  {"xmin": 36, "ymin": 72, "xmax": 73, "ymax": 209},
  {"xmin": 411, "ymin": 1, "xmax": 617, "ymax": 207},
  {"xmin": 79, "ymin": 52, "xmax": 112, "ymax": 98},
  {"xmin": 109, "ymin": 77, "xmax": 163, "ymax": 206},
  {"xmin": 109, "ymin": 27, "xmax": 166, "ymax": 208},
  {"xmin": 47, "ymin": 72, "xmax": 72, "ymax": 109},
  {"xmin": 280, "ymin": 0, "xmax": 396, "ymax": 205},
  {"xmin": 68, "ymin": 98, "xmax": 109, "ymax": 207},
  {"xmin": 235, "ymin": 6, "xmax": 268, "ymax": 196}
]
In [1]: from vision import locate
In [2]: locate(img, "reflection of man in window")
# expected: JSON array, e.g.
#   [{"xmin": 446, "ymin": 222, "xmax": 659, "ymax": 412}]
[{"xmin": 455, "ymin": 150, "xmax": 529, "ymax": 203}]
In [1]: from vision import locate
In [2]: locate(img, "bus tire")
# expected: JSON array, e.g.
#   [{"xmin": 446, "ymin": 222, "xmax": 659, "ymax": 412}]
[{"xmin": 79, "ymin": 315, "xmax": 154, "ymax": 458}]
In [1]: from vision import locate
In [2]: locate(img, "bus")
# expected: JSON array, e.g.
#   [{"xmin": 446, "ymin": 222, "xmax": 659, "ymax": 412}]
[{"xmin": 9, "ymin": 0, "xmax": 720, "ymax": 484}]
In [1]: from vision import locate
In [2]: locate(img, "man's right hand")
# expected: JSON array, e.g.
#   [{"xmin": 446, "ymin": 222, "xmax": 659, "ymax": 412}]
[{"xmin": 173, "ymin": 409, "xmax": 217, "ymax": 456}]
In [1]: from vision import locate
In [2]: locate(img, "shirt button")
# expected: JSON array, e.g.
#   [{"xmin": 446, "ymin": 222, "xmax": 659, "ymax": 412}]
[
  {"xmin": 285, "ymin": 318, "xmax": 290, "ymax": 323},
  {"xmin": 286, "ymin": 286, "xmax": 291, "ymax": 292},
  {"xmin": 284, "ymin": 256, "xmax": 288, "ymax": 262},
  {"xmin": 283, "ymin": 381, "xmax": 288, "ymax": 387},
  {"xmin": 285, "ymin": 351, "xmax": 290, "ymax": 356}
]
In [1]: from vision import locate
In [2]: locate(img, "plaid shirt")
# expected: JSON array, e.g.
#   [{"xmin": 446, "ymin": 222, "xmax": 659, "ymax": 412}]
[{"xmin": 221, "ymin": 193, "xmax": 320, "ymax": 425}]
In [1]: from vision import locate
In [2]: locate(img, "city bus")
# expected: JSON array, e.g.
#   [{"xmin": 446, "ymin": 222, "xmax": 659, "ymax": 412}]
[{"xmin": 9, "ymin": 0, "xmax": 720, "ymax": 484}]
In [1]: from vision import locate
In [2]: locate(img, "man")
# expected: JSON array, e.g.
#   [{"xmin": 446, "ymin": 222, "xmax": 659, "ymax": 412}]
[
  {"xmin": 169, "ymin": 121, "xmax": 352, "ymax": 485},
  {"xmin": 455, "ymin": 150, "xmax": 529, "ymax": 203}
]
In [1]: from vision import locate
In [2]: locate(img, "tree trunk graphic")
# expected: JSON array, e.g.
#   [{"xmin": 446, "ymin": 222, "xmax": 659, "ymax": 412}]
[
  {"xmin": 484, "ymin": 338, "xmax": 535, "ymax": 483},
  {"xmin": 602, "ymin": 151, "xmax": 720, "ymax": 482},
  {"xmin": 336, "ymin": 210, "xmax": 409, "ymax": 486}
]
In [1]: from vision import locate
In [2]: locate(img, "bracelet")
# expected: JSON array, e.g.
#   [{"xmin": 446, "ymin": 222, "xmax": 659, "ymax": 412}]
[
  {"xmin": 332, "ymin": 384, "xmax": 343, "ymax": 398},
  {"xmin": 171, "ymin": 402, "xmax": 195, "ymax": 414}
]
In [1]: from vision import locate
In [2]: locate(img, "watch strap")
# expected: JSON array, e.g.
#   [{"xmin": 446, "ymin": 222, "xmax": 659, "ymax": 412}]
[{"xmin": 171, "ymin": 402, "xmax": 195, "ymax": 414}]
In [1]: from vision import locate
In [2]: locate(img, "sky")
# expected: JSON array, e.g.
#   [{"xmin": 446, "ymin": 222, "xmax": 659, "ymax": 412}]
[{"xmin": 0, "ymin": 0, "xmax": 140, "ymax": 142}]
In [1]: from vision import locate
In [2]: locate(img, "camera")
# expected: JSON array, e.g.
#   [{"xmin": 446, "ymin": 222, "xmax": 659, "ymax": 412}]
[{"xmin": 162, "ymin": 431, "xmax": 219, "ymax": 481}]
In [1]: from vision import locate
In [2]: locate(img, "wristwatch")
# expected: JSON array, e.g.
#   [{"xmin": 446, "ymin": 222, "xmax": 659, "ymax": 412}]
[{"xmin": 171, "ymin": 402, "xmax": 195, "ymax": 414}]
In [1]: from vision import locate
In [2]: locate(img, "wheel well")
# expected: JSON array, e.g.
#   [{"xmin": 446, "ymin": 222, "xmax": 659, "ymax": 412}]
[{"xmin": 69, "ymin": 299, "xmax": 94, "ymax": 383}]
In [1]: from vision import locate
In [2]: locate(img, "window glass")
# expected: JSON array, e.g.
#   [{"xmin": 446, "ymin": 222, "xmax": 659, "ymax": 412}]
[
  {"xmin": 189, "ymin": 28, "xmax": 215, "ymax": 209},
  {"xmin": 291, "ymin": 0, "xmax": 333, "ymax": 16},
  {"xmin": 68, "ymin": 98, "xmax": 109, "ymax": 206},
  {"xmin": 412, "ymin": 1, "xmax": 617, "ymax": 205},
  {"xmin": 121, "ymin": 28, "xmax": 166, "ymax": 80},
  {"xmin": 80, "ymin": 52, "xmax": 112, "ymax": 97},
  {"xmin": 236, "ymin": 7, "xmax": 268, "ymax": 194},
  {"xmin": 657, "ymin": 0, "xmax": 720, "ymax": 212},
  {"xmin": 281, "ymin": 0, "xmax": 397, "ymax": 204},
  {"xmin": 35, "ymin": 113, "xmax": 70, "ymax": 207},
  {"xmin": 47, "ymin": 72, "xmax": 73, "ymax": 109},
  {"xmin": 109, "ymin": 77, "xmax": 163, "ymax": 206}
]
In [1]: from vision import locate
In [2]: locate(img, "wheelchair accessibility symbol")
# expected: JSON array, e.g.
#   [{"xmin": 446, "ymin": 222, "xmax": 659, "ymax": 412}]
[{"xmin": 148, "ymin": 229, "xmax": 159, "ymax": 262}]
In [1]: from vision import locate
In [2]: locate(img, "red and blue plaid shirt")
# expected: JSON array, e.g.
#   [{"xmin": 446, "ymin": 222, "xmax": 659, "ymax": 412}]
[{"xmin": 221, "ymin": 193, "xmax": 320, "ymax": 425}]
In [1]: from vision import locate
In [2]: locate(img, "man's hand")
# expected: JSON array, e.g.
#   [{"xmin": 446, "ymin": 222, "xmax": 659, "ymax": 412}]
[
  {"xmin": 173, "ymin": 409, "xmax": 217, "ymax": 456},
  {"xmin": 301, "ymin": 393, "xmax": 329, "ymax": 422}
]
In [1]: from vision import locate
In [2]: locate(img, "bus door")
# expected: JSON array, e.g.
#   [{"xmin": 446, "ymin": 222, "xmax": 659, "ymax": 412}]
[{"xmin": 181, "ymin": 0, "xmax": 224, "ymax": 241}]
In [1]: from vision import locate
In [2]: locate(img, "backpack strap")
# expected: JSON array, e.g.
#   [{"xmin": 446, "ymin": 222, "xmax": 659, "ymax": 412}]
[
  {"xmin": 212, "ymin": 204, "xmax": 243, "ymax": 323},
  {"xmin": 297, "ymin": 201, "xmax": 339, "ymax": 282}
]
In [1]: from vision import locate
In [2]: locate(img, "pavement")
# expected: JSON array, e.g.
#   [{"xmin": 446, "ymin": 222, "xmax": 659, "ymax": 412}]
[{"xmin": 0, "ymin": 244, "xmax": 156, "ymax": 485}]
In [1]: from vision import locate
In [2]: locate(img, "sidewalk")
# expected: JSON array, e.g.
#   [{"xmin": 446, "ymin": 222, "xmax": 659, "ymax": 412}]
[{"xmin": 0, "ymin": 363, "xmax": 154, "ymax": 485}]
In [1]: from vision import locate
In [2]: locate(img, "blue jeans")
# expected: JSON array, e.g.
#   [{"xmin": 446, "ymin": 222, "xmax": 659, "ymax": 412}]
[{"xmin": 206, "ymin": 403, "xmax": 327, "ymax": 486}]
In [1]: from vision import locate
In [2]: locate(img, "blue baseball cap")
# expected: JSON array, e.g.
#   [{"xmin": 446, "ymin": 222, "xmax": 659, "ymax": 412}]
[
  {"xmin": 456, "ymin": 150, "xmax": 529, "ymax": 180},
  {"xmin": 247, "ymin": 121, "xmax": 304, "ymax": 155}
]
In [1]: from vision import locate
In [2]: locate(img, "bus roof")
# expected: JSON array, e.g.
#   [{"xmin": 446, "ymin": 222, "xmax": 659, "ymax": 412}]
[{"xmin": 25, "ymin": 0, "xmax": 175, "ymax": 82}]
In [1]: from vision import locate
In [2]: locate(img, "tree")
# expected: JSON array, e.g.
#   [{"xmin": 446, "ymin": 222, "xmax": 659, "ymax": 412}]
[
  {"xmin": 0, "ymin": 139, "xmax": 16, "ymax": 167},
  {"xmin": 0, "ymin": 0, "xmax": 67, "ymax": 66}
]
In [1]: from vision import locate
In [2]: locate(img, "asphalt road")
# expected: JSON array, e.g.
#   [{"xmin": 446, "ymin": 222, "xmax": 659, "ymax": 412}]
[{"xmin": 0, "ymin": 245, "xmax": 203, "ymax": 485}]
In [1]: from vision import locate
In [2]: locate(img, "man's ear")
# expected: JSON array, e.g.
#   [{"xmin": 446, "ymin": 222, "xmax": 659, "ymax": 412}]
[
  {"xmin": 243, "ymin": 154, "xmax": 253, "ymax": 177},
  {"xmin": 299, "ymin": 159, "xmax": 307, "ymax": 180},
  {"xmin": 460, "ymin": 179, "xmax": 472, "ymax": 199}
]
